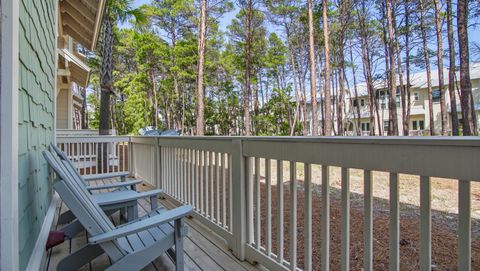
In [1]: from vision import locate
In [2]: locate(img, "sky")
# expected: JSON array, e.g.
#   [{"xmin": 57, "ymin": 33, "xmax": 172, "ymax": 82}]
[
  {"xmin": 124, "ymin": 0, "xmax": 480, "ymax": 92},
  {"xmin": 127, "ymin": 0, "xmax": 277, "ymax": 33}
]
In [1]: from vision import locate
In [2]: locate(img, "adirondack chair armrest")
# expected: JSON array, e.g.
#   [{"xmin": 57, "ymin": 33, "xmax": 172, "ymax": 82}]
[
  {"xmin": 96, "ymin": 189, "xmax": 164, "ymax": 206},
  {"xmin": 83, "ymin": 172, "xmax": 130, "ymax": 181},
  {"xmin": 89, "ymin": 205, "xmax": 193, "ymax": 244},
  {"xmin": 86, "ymin": 179, "xmax": 142, "ymax": 191}
]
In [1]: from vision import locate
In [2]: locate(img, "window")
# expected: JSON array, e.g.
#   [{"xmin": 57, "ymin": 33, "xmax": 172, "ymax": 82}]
[
  {"xmin": 432, "ymin": 89, "xmax": 441, "ymax": 102},
  {"xmin": 411, "ymin": 120, "xmax": 425, "ymax": 130},
  {"xmin": 360, "ymin": 99, "xmax": 365, "ymax": 107},
  {"xmin": 380, "ymin": 98, "xmax": 387, "ymax": 109},
  {"xmin": 413, "ymin": 92, "xmax": 419, "ymax": 101},
  {"xmin": 376, "ymin": 90, "xmax": 387, "ymax": 101},
  {"xmin": 361, "ymin": 122, "xmax": 370, "ymax": 131},
  {"xmin": 384, "ymin": 120, "xmax": 390, "ymax": 131},
  {"xmin": 396, "ymin": 94, "xmax": 401, "ymax": 107},
  {"xmin": 353, "ymin": 99, "xmax": 358, "ymax": 107}
]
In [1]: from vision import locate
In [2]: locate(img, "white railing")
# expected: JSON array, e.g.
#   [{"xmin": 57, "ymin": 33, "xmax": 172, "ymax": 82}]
[
  {"xmin": 56, "ymin": 129, "xmax": 117, "ymax": 136},
  {"xmin": 56, "ymin": 136, "xmax": 130, "ymax": 175},
  {"xmin": 409, "ymin": 129, "xmax": 429, "ymax": 136},
  {"xmin": 130, "ymin": 137, "xmax": 234, "ymax": 240},
  {"xmin": 58, "ymin": 135, "xmax": 480, "ymax": 271}
]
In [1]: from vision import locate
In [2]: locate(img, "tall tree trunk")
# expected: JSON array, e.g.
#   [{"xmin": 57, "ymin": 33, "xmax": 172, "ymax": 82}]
[
  {"xmin": 253, "ymin": 71, "xmax": 259, "ymax": 116},
  {"xmin": 457, "ymin": 0, "xmax": 475, "ymax": 135},
  {"xmin": 244, "ymin": 0, "xmax": 252, "ymax": 136},
  {"xmin": 323, "ymin": 0, "xmax": 332, "ymax": 136},
  {"xmin": 385, "ymin": 0, "xmax": 399, "ymax": 135},
  {"xmin": 358, "ymin": 1, "xmax": 376, "ymax": 135},
  {"xmin": 337, "ymin": 49, "xmax": 346, "ymax": 136},
  {"xmin": 99, "ymin": 15, "xmax": 114, "ymax": 172},
  {"xmin": 196, "ymin": 0, "xmax": 207, "ymax": 135},
  {"xmin": 100, "ymin": 16, "xmax": 114, "ymax": 136},
  {"xmin": 316, "ymin": 49, "xmax": 325, "ymax": 135},
  {"xmin": 404, "ymin": 0, "xmax": 411, "ymax": 135},
  {"xmin": 286, "ymin": 28, "xmax": 301, "ymax": 136},
  {"xmin": 296, "ymin": 38, "xmax": 308, "ymax": 135},
  {"xmin": 349, "ymin": 40, "xmax": 361, "ymax": 135},
  {"xmin": 446, "ymin": 0, "xmax": 459, "ymax": 135},
  {"xmin": 332, "ymin": 68, "xmax": 338, "ymax": 135},
  {"xmin": 419, "ymin": 0, "xmax": 435, "ymax": 135},
  {"xmin": 391, "ymin": 5, "xmax": 406, "ymax": 136},
  {"xmin": 434, "ymin": 0, "xmax": 448, "ymax": 135},
  {"xmin": 308, "ymin": 0, "xmax": 318, "ymax": 135},
  {"xmin": 381, "ymin": 2, "xmax": 390, "ymax": 136},
  {"xmin": 338, "ymin": 64, "xmax": 347, "ymax": 136}
]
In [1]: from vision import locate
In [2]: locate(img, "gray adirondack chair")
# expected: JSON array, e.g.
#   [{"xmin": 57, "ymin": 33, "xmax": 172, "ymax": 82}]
[
  {"xmin": 46, "ymin": 147, "xmax": 162, "ymax": 238},
  {"xmin": 44, "ymin": 150, "xmax": 192, "ymax": 271}
]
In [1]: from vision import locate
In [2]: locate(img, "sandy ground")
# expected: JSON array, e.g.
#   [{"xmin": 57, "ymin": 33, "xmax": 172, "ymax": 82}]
[{"xmin": 263, "ymin": 161, "xmax": 480, "ymax": 224}]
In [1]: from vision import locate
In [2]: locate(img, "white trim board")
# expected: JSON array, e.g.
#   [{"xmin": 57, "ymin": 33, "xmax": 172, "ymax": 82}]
[
  {"xmin": 0, "ymin": 0, "xmax": 20, "ymax": 270},
  {"xmin": 26, "ymin": 193, "xmax": 61, "ymax": 271}
]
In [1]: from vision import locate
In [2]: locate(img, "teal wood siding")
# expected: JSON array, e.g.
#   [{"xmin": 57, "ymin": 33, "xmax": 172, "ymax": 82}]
[{"xmin": 18, "ymin": 0, "xmax": 56, "ymax": 269}]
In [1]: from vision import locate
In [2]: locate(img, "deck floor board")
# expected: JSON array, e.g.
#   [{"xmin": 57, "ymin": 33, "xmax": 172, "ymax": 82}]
[{"xmin": 46, "ymin": 179, "xmax": 259, "ymax": 271}]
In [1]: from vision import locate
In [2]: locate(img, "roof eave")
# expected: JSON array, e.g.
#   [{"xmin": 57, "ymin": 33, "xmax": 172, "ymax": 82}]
[{"xmin": 90, "ymin": 0, "xmax": 107, "ymax": 51}]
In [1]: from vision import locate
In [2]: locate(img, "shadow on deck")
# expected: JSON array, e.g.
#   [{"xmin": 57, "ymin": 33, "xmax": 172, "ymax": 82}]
[{"xmin": 45, "ymin": 179, "xmax": 258, "ymax": 271}]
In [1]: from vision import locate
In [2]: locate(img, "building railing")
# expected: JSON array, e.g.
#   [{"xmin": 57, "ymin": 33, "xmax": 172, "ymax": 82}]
[
  {"xmin": 56, "ymin": 136, "xmax": 129, "ymax": 175},
  {"xmin": 408, "ymin": 129, "xmax": 429, "ymax": 136},
  {"xmin": 57, "ymin": 135, "xmax": 480, "ymax": 271}
]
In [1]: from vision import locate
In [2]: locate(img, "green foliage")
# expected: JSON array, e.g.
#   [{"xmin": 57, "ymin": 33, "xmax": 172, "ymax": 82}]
[
  {"xmin": 254, "ymin": 88, "xmax": 301, "ymax": 135},
  {"xmin": 86, "ymin": 0, "xmax": 305, "ymax": 136},
  {"xmin": 115, "ymin": 73, "xmax": 152, "ymax": 134},
  {"xmin": 87, "ymin": 93, "xmax": 100, "ymax": 129}
]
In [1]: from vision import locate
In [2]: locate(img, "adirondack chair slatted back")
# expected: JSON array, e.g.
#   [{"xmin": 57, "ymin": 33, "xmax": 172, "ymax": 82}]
[
  {"xmin": 50, "ymin": 144, "xmax": 108, "ymax": 197},
  {"xmin": 43, "ymin": 150, "xmax": 126, "ymax": 260},
  {"xmin": 45, "ymin": 150, "xmax": 113, "ymax": 228},
  {"xmin": 51, "ymin": 144, "xmax": 87, "ymax": 185}
]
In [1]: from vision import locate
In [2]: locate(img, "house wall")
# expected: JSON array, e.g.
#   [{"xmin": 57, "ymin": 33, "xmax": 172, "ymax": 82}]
[
  {"xmin": 347, "ymin": 77, "xmax": 480, "ymax": 136},
  {"xmin": 18, "ymin": 0, "xmax": 56, "ymax": 269}
]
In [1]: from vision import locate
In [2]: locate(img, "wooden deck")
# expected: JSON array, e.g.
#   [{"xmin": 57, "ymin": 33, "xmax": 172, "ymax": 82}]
[{"xmin": 45, "ymin": 180, "xmax": 259, "ymax": 271}]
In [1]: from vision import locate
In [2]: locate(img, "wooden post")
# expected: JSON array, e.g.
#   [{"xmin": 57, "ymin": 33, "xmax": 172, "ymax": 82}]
[
  {"xmin": 155, "ymin": 139, "xmax": 162, "ymax": 189},
  {"xmin": 128, "ymin": 140, "xmax": 134, "ymax": 176},
  {"xmin": 0, "ymin": 0, "xmax": 20, "ymax": 268},
  {"xmin": 230, "ymin": 139, "xmax": 246, "ymax": 260}
]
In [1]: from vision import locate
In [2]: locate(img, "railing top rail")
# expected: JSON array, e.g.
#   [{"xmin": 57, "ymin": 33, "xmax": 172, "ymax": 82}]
[
  {"xmin": 56, "ymin": 135, "xmax": 480, "ymax": 148},
  {"xmin": 56, "ymin": 136, "xmax": 130, "ymax": 143},
  {"xmin": 134, "ymin": 135, "xmax": 480, "ymax": 147},
  {"xmin": 153, "ymin": 136, "xmax": 233, "ymax": 153},
  {"xmin": 241, "ymin": 139, "xmax": 480, "ymax": 181},
  {"xmin": 129, "ymin": 136, "xmax": 158, "ymax": 145}
]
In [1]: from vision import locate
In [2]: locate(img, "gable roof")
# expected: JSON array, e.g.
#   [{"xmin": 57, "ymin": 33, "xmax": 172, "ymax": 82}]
[{"xmin": 351, "ymin": 62, "xmax": 480, "ymax": 98}]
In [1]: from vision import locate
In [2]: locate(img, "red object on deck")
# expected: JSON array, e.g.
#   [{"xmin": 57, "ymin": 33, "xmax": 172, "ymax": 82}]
[{"xmin": 46, "ymin": 231, "xmax": 65, "ymax": 250}]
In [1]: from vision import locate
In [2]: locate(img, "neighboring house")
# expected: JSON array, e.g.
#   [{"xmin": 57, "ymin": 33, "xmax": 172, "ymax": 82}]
[
  {"xmin": 300, "ymin": 98, "xmax": 337, "ymax": 135},
  {"xmin": 56, "ymin": 38, "xmax": 90, "ymax": 130},
  {"xmin": 56, "ymin": 0, "xmax": 103, "ymax": 131},
  {"xmin": 301, "ymin": 63, "xmax": 480, "ymax": 136},
  {"xmin": 346, "ymin": 63, "xmax": 480, "ymax": 136},
  {"xmin": 0, "ymin": 0, "xmax": 105, "ymax": 270}
]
